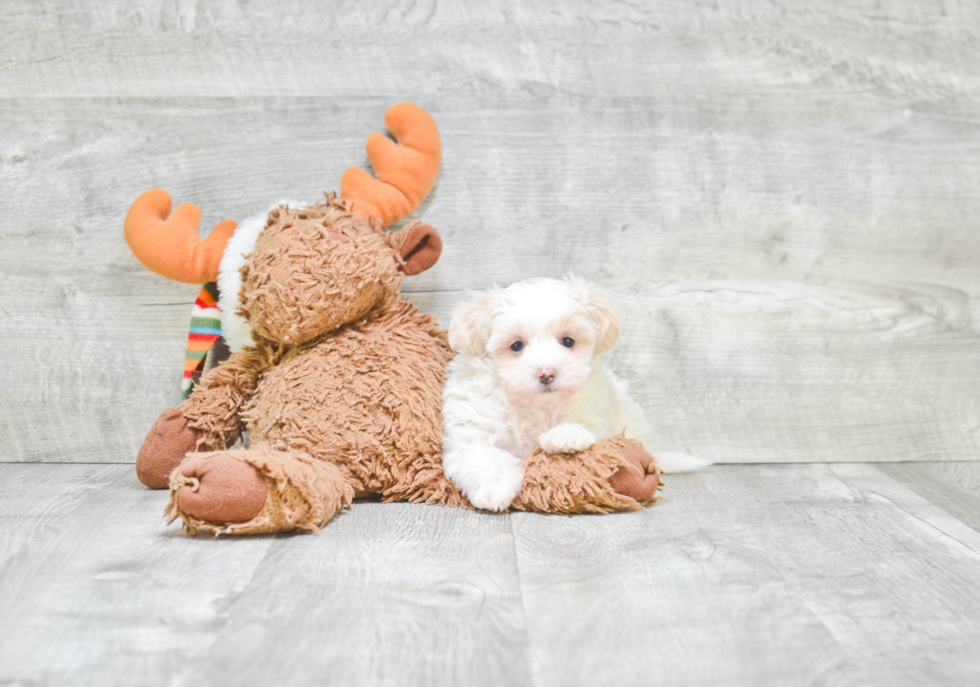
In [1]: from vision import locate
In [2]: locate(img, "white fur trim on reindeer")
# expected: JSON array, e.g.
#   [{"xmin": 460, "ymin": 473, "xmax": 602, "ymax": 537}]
[{"xmin": 217, "ymin": 200, "xmax": 303, "ymax": 353}]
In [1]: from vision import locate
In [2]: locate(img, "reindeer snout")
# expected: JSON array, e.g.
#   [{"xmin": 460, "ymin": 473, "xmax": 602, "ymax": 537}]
[{"xmin": 537, "ymin": 368, "xmax": 556, "ymax": 385}]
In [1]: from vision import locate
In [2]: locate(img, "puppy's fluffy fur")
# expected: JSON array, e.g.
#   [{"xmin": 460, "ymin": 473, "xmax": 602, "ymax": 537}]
[{"xmin": 442, "ymin": 276, "xmax": 707, "ymax": 511}]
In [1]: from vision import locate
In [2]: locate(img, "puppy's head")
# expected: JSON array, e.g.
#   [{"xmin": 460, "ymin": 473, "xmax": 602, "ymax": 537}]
[{"xmin": 449, "ymin": 277, "xmax": 619, "ymax": 406}]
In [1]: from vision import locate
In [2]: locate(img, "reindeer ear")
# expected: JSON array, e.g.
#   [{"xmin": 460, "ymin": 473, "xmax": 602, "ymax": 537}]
[{"xmin": 394, "ymin": 222, "xmax": 442, "ymax": 275}]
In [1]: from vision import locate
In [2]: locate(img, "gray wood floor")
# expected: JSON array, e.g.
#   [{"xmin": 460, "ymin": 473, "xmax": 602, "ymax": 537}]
[{"xmin": 2, "ymin": 461, "xmax": 979, "ymax": 686}]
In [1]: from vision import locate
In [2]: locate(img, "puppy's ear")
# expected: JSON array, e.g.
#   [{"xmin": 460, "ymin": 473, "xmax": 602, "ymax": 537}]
[
  {"xmin": 449, "ymin": 290, "xmax": 498, "ymax": 356},
  {"xmin": 568, "ymin": 276, "xmax": 620, "ymax": 355}
]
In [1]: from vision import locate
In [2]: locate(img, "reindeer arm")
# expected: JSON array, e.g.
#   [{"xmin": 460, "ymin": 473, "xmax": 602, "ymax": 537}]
[
  {"xmin": 135, "ymin": 344, "xmax": 276, "ymax": 489},
  {"xmin": 178, "ymin": 343, "xmax": 277, "ymax": 450}
]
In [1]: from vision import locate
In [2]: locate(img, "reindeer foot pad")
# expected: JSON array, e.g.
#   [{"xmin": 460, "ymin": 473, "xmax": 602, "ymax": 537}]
[
  {"xmin": 170, "ymin": 453, "xmax": 268, "ymax": 526},
  {"xmin": 608, "ymin": 439, "xmax": 661, "ymax": 503},
  {"xmin": 136, "ymin": 408, "xmax": 202, "ymax": 489}
]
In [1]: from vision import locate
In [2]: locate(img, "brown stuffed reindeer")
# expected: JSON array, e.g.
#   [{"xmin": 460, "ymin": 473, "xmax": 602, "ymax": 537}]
[{"xmin": 127, "ymin": 103, "xmax": 659, "ymax": 535}]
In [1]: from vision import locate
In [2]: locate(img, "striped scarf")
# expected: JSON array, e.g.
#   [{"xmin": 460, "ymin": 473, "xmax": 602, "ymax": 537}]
[{"xmin": 181, "ymin": 282, "xmax": 222, "ymax": 400}]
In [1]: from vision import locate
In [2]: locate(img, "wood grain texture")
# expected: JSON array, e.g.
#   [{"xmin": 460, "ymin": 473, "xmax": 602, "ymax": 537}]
[
  {"xmin": 0, "ymin": 463, "xmax": 123, "ymax": 573},
  {"xmin": 174, "ymin": 504, "xmax": 532, "ymax": 687},
  {"xmin": 512, "ymin": 462, "xmax": 980, "ymax": 687},
  {"xmin": 2, "ymin": 462, "xmax": 978, "ymax": 686},
  {"xmin": 0, "ymin": 464, "xmax": 532, "ymax": 687},
  {"xmin": 0, "ymin": 465, "xmax": 277, "ymax": 686},
  {"xmin": 2, "ymin": 0, "xmax": 980, "ymax": 463},
  {"xmin": 1, "ymin": 0, "xmax": 979, "ymax": 100},
  {"xmin": 878, "ymin": 461, "xmax": 980, "ymax": 532},
  {"xmin": 2, "ymin": 97, "xmax": 979, "ymax": 463}
]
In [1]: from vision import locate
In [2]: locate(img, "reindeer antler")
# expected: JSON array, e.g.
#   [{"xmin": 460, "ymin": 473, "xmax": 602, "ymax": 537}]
[
  {"xmin": 124, "ymin": 189, "xmax": 237, "ymax": 283},
  {"xmin": 341, "ymin": 103, "xmax": 442, "ymax": 228}
]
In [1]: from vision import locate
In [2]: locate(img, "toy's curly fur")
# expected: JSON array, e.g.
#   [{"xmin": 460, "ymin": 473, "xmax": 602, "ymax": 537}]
[
  {"xmin": 162, "ymin": 197, "xmax": 466, "ymax": 534},
  {"xmin": 131, "ymin": 104, "xmax": 663, "ymax": 535},
  {"xmin": 513, "ymin": 436, "xmax": 661, "ymax": 514},
  {"xmin": 239, "ymin": 198, "xmax": 402, "ymax": 345}
]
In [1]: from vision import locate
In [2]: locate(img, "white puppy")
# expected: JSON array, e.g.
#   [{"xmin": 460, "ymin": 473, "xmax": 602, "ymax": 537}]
[{"xmin": 442, "ymin": 276, "xmax": 707, "ymax": 511}]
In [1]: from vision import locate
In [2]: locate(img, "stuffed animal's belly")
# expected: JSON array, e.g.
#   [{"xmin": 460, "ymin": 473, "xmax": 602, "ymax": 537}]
[{"xmin": 243, "ymin": 329, "xmax": 449, "ymax": 495}]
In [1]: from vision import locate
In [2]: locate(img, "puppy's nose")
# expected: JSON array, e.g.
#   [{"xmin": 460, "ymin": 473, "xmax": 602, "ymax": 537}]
[{"xmin": 537, "ymin": 368, "xmax": 556, "ymax": 385}]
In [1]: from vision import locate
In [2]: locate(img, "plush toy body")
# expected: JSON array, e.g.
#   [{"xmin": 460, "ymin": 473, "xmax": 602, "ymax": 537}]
[
  {"xmin": 128, "ymin": 104, "xmax": 658, "ymax": 535},
  {"xmin": 170, "ymin": 260, "xmax": 464, "ymax": 532}
]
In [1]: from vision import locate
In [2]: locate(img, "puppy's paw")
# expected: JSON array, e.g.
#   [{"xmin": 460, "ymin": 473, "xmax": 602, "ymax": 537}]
[
  {"xmin": 538, "ymin": 423, "xmax": 597, "ymax": 454},
  {"xmin": 467, "ymin": 464, "xmax": 524, "ymax": 512}
]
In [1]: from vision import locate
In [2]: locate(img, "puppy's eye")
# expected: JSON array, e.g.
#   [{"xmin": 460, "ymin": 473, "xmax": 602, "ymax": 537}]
[
  {"xmin": 510, "ymin": 341, "xmax": 524, "ymax": 353},
  {"xmin": 561, "ymin": 337, "xmax": 575, "ymax": 348}
]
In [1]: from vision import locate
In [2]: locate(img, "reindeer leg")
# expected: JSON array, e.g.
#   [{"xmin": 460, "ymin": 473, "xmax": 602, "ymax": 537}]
[{"xmin": 166, "ymin": 446, "xmax": 354, "ymax": 535}]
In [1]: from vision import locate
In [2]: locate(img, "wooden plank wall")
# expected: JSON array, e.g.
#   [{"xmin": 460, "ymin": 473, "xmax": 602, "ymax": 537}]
[{"xmin": 2, "ymin": 0, "xmax": 979, "ymax": 464}]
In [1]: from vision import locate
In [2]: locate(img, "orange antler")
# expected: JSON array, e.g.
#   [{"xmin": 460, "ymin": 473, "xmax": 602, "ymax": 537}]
[
  {"xmin": 341, "ymin": 103, "xmax": 442, "ymax": 228},
  {"xmin": 124, "ymin": 189, "xmax": 237, "ymax": 283}
]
